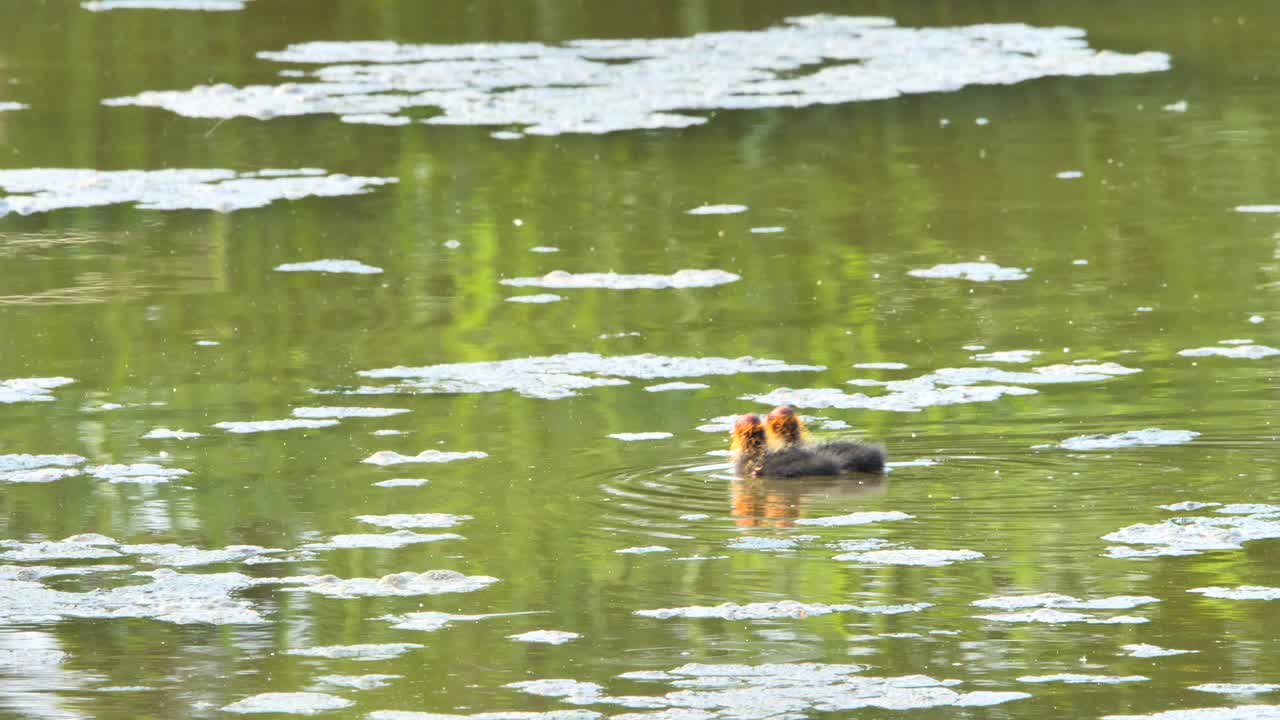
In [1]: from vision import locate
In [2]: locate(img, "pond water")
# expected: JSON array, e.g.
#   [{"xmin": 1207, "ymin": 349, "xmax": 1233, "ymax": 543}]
[{"xmin": 0, "ymin": 1, "xmax": 1278, "ymax": 719}]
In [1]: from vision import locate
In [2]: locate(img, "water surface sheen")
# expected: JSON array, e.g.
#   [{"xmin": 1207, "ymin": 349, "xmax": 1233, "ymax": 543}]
[{"xmin": 0, "ymin": 2, "xmax": 1278, "ymax": 719}]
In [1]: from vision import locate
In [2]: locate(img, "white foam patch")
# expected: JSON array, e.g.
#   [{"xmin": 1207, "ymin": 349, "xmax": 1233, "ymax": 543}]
[
  {"xmin": 142, "ymin": 428, "xmax": 202, "ymax": 439},
  {"xmin": 286, "ymin": 643, "xmax": 422, "ymax": 660},
  {"xmin": 288, "ymin": 570, "xmax": 498, "ymax": 597},
  {"xmin": 972, "ymin": 593, "xmax": 1160, "ymax": 611},
  {"xmin": 386, "ymin": 610, "xmax": 541, "ymax": 632},
  {"xmin": 85, "ymin": 463, "xmax": 191, "ymax": 485},
  {"xmin": 530, "ymin": 246, "xmax": 560, "ymax": 253},
  {"xmin": 1160, "ymin": 502, "xmax": 1221, "ymax": 512},
  {"xmin": 222, "ymin": 692, "xmax": 353, "ymax": 715},
  {"xmin": 505, "ymin": 679, "xmax": 605, "ymax": 699},
  {"xmin": 0, "ymin": 535, "xmax": 124, "ymax": 562},
  {"xmin": 85, "ymin": 0, "xmax": 249, "ymax": 10},
  {"xmin": 1191, "ymin": 685, "xmax": 1280, "ymax": 695},
  {"xmin": 907, "ymin": 262, "xmax": 1029, "ymax": 281},
  {"xmin": 1018, "ymin": 674, "xmax": 1146, "ymax": 684},
  {"xmin": 795, "ymin": 511, "xmax": 913, "ymax": 527},
  {"xmin": 748, "ymin": 362, "xmax": 1138, "ymax": 412},
  {"xmin": 1123, "ymin": 644, "xmax": 1197, "ymax": 658},
  {"xmin": 505, "ymin": 293, "xmax": 563, "ymax": 304},
  {"xmin": 368, "ymin": 707, "xmax": 601, "ymax": 712},
  {"xmin": 1057, "ymin": 170, "xmax": 1084, "ymax": 179},
  {"xmin": 830, "ymin": 539, "xmax": 893, "ymax": 553},
  {"xmin": 971, "ymin": 350, "xmax": 1040, "ymax": 363},
  {"xmin": 0, "ymin": 102, "xmax": 28, "ymax": 112},
  {"xmin": 0, "ymin": 535, "xmax": 282, "ymax": 567},
  {"xmin": 834, "ymin": 549, "xmax": 983, "ymax": 566},
  {"xmin": 0, "ymin": 377, "xmax": 75, "ymax": 403},
  {"xmin": 1189, "ymin": 586, "xmax": 1280, "ymax": 601},
  {"xmin": 1178, "ymin": 345, "xmax": 1280, "ymax": 359},
  {"xmin": 1237, "ymin": 205, "xmax": 1280, "ymax": 213},
  {"xmin": 0, "ymin": 568, "xmax": 264, "ymax": 624},
  {"xmin": 214, "ymin": 419, "xmax": 340, "ymax": 433},
  {"xmin": 0, "ymin": 169, "xmax": 394, "ymax": 216},
  {"xmin": 1104, "ymin": 707, "xmax": 1280, "ymax": 720},
  {"xmin": 608, "ymin": 432, "xmax": 673, "ymax": 441},
  {"xmin": 1059, "ymin": 428, "xmax": 1199, "ymax": 450},
  {"xmin": 352, "ymin": 353, "xmax": 822, "ymax": 400},
  {"xmin": 304, "ymin": 531, "xmax": 462, "ymax": 550},
  {"xmin": 1104, "ymin": 510, "xmax": 1280, "ymax": 557},
  {"xmin": 104, "ymin": 16, "xmax": 1167, "ymax": 137},
  {"xmin": 373, "ymin": 478, "xmax": 429, "ymax": 488},
  {"xmin": 343, "ymin": 113, "xmax": 412, "ymax": 125},
  {"xmin": 0, "ymin": 454, "xmax": 86, "ymax": 472},
  {"xmin": 726, "ymin": 536, "xmax": 814, "ymax": 552},
  {"xmin": 686, "ymin": 204, "xmax": 747, "ymax": 215},
  {"xmin": 355, "ymin": 513, "xmax": 470, "ymax": 529},
  {"xmin": 750, "ymin": 226, "xmax": 785, "ymax": 234},
  {"xmin": 291, "ymin": 406, "xmax": 408, "ymax": 418},
  {"xmin": 853, "ymin": 362, "xmax": 908, "ymax": 370},
  {"xmin": 509, "ymin": 662, "xmax": 1027, "ymax": 714},
  {"xmin": 274, "ymin": 259, "xmax": 383, "ymax": 274},
  {"xmin": 509, "ymin": 630, "xmax": 581, "ymax": 645},
  {"xmin": 122, "ymin": 543, "xmax": 282, "ymax": 567},
  {"xmin": 636, "ymin": 600, "xmax": 929, "ymax": 620},
  {"xmin": 886, "ymin": 458, "xmax": 938, "ymax": 469},
  {"xmin": 316, "ymin": 674, "xmax": 401, "ymax": 690},
  {"xmin": 976, "ymin": 608, "xmax": 1148, "ymax": 624},
  {"xmin": 362, "ymin": 449, "xmax": 488, "ymax": 465},
  {"xmin": 616, "ymin": 546, "xmax": 672, "ymax": 555},
  {"xmin": 645, "ymin": 382, "xmax": 709, "ymax": 392},
  {"xmin": 1215, "ymin": 504, "xmax": 1280, "ymax": 515},
  {"xmin": 499, "ymin": 269, "xmax": 739, "ymax": 290},
  {"xmin": 0, "ymin": 467, "xmax": 81, "ymax": 484}
]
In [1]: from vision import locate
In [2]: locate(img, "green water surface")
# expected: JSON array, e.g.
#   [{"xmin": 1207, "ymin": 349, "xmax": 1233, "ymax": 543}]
[{"xmin": 0, "ymin": 2, "xmax": 1278, "ymax": 719}]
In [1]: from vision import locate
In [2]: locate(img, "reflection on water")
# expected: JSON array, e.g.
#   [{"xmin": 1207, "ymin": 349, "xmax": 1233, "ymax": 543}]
[
  {"xmin": 731, "ymin": 474, "xmax": 886, "ymax": 528},
  {"xmin": 0, "ymin": 1, "xmax": 1278, "ymax": 719}
]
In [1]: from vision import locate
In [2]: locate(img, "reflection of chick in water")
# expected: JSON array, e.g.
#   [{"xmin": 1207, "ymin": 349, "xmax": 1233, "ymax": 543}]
[
  {"xmin": 765, "ymin": 405, "xmax": 886, "ymax": 474},
  {"xmin": 731, "ymin": 472, "xmax": 887, "ymax": 527}
]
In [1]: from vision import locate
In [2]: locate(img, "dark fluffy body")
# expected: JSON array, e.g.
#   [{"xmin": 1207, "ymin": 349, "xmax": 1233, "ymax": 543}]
[{"xmin": 813, "ymin": 440, "xmax": 886, "ymax": 474}]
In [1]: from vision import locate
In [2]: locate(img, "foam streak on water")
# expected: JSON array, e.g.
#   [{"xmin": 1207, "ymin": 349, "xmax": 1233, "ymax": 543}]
[
  {"xmin": 103, "ymin": 17, "xmax": 1168, "ymax": 135},
  {"xmin": 351, "ymin": 353, "xmax": 822, "ymax": 400},
  {"xmin": 0, "ymin": 168, "xmax": 395, "ymax": 216}
]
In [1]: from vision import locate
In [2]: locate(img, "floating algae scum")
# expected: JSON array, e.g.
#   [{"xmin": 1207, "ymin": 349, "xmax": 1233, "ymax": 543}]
[{"xmin": 0, "ymin": 2, "xmax": 1279, "ymax": 719}]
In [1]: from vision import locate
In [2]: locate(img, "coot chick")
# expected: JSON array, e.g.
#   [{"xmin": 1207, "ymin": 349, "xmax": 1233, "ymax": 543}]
[
  {"xmin": 765, "ymin": 405, "xmax": 887, "ymax": 474},
  {"xmin": 730, "ymin": 414, "xmax": 841, "ymax": 478}
]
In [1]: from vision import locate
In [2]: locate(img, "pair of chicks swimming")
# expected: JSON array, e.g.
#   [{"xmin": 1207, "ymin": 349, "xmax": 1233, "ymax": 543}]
[{"xmin": 730, "ymin": 406, "xmax": 886, "ymax": 477}]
